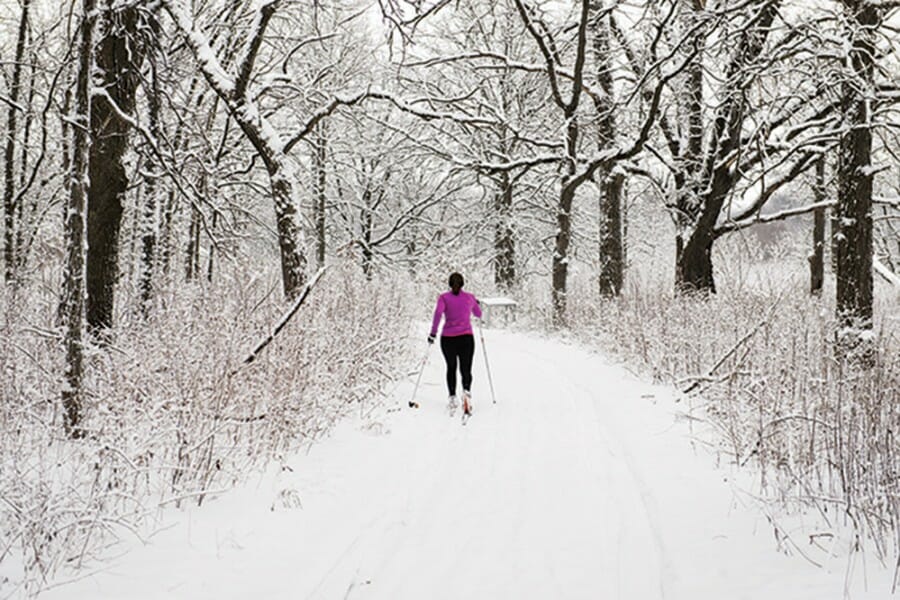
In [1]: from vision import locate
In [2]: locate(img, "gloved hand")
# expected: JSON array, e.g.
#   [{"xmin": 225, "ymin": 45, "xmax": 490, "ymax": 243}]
[{"xmin": 427, "ymin": 334, "xmax": 435, "ymax": 344}]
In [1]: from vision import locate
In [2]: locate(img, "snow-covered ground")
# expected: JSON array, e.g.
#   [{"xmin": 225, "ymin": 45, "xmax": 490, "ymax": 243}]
[{"xmin": 38, "ymin": 329, "xmax": 893, "ymax": 600}]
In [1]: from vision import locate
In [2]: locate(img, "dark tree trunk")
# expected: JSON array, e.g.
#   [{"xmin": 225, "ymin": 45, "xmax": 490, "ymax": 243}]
[
  {"xmin": 61, "ymin": 0, "xmax": 97, "ymax": 438},
  {"xmin": 86, "ymin": 5, "xmax": 150, "ymax": 332},
  {"xmin": 361, "ymin": 187, "xmax": 374, "ymax": 279},
  {"xmin": 313, "ymin": 125, "xmax": 327, "ymax": 269},
  {"xmin": 3, "ymin": 0, "xmax": 30, "ymax": 282},
  {"xmin": 269, "ymin": 169, "xmax": 307, "ymax": 297},
  {"xmin": 592, "ymin": 5, "xmax": 624, "ymax": 297},
  {"xmin": 810, "ymin": 156, "xmax": 826, "ymax": 295},
  {"xmin": 493, "ymin": 171, "xmax": 515, "ymax": 289},
  {"xmin": 835, "ymin": 2, "xmax": 877, "ymax": 347},
  {"xmin": 139, "ymin": 51, "xmax": 162, "ymax": 316},
  {"xmin": 185, "ymin": 204, "xmax": 201, "ymax": 282},
  {"xmin": 206, "ymin": 211, "xmax": 217, "ymax": 283},
  {"xmin": 676, "ymin": 2, "xmax": 779, "ymax": 294},
  {"xmin": 677, "ymin": 224, "xmax": 716, "ymax": 294},
  {"xmin": 830, "ymin": 207, "xmax": 840, "ymax": 273},
  {"xmin": 551, "ymin": 116, "xmax": 579, "ymax": 328},
  {"xmin": 598, "ymin": 170, "xmax": 624, "ymax": 297}
]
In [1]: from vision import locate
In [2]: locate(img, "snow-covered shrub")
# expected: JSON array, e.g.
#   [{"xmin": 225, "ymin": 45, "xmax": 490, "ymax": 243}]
[{"xmin": 0, "ymin": 260, "xmax": 414, "ymax": 596}]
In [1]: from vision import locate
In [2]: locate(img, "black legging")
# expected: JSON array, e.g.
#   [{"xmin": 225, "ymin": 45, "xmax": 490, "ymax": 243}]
[{"xmin": 440, "ymin": 334, "xmax": 474, "ymax": 397}]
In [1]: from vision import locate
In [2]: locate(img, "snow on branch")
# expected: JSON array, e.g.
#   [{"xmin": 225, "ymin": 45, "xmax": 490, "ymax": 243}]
[
  {"xmin": 283, "ymin": 90, "xmax": 501, "ymax": 155},
  {"xmin": 234, "ymin": 0, "xmax": 282, "ymax": 100},
  {"xmin": 161, "ymin": 0, "xmax": 235, "ymax": 98},
  {"xmin": 714, "ymin": 200, "xmax": 835, "ymax": 236}
]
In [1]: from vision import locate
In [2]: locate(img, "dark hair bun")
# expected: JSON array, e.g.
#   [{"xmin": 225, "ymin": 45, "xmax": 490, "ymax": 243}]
[{"xmin": 449, "ymin": 272, "xmax": 464, "ymax": 294}]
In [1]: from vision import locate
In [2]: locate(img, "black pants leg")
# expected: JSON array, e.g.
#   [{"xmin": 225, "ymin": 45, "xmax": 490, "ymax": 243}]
[
  {"xmin": 440, "ymin": 336, "xmax": 459, "ymax": 396},
  {"xmin": 440, "ymin": 335, "xmax": 475, "ymax": 396},
  {"xmin": 458, "ymin": 335, "xmax": 475, "ymax": 392}
]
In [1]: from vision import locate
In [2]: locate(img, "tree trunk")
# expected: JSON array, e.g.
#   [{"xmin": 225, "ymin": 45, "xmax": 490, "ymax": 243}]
[
  {"xmin": 86, "ymin": 5, "xmax": 150, "ymax": 332},
  {"xmin": 835, "ymin": 1, "xmax": 877, "ymax": 350},
  {"xmin": 61, "ymin": 0, "xmax": 97, "ymax": 438},
  {"xmin": 14, "ymin": 50, "xmax": 38, "ymax": 273},
  {"xmin": 313, "ymin": 125, "xmax": 327, "ymax": 269},
  {"xmin": 592, "ymin": 4, "xmax": 623, "ymax": 297},
  {"xmin": 673, "ymin": 3, "xmax": 705, "ymax": 291},
  {"xmin": 361, "ymin": 187, "xmax": 374, "ymax": 279},
  {"xmin": 185, "ymin": 203, "xmax": 201, "ymax": 281},
  {"xmin": 493, "ymin": 171, "xmax": 515, "ymax": 289},
  {"xmin": 552, "ymin": 182, "xmax": 575, "ymax": 327},
  {"xmin": 138, "ymin": 53, "xmax": 162, "ymax": 316},
  {"xmin": 675, "ymin": 2, "xmax": 779, "ymax": 294},
  {"xmin": 810, "ymin": 156, "xmax": 825, "ymax": 295},
  {"xmin": 206, "ymin": 211, "xmax": 217, "ymax": 283},
  {"xmin": 677, "ymin": 224, "xmax": 716, "ymax": 294},
  {"xmin": 598, "ymin": 169, "xmax": 624, "ymax": 297},
  {"xmin": 269, "ymin": 168, "xmax": 306, "ymax": 297},
  {"xmin": 3, "ymin": 0, "xmax": 30, "ymax": 282}
]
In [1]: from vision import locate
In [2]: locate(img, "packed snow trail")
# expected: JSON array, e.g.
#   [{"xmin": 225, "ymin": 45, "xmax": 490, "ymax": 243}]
[{"xmin": 41, "ymin": 330, "xmax": 890, "ymax": 600}]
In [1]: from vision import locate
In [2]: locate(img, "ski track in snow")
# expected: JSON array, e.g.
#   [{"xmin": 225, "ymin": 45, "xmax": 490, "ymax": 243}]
[{"xmin": 38, "ymin": 330, "xmax": 893, "ymax": 600}]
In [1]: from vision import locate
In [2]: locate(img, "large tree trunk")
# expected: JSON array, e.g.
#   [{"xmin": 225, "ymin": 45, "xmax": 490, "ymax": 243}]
[
  {"xmin": 3, "ymin": 0, "xmax": 30, "ymax": 283},
  {"xmin": 675, "ymin": 2, "xmax": 779, "ymax": 294},
  {"xmin": 86, "ymin": 5, "xmax": 150, "ymax": 332},
  {"xmin": 677, "ymin": 224, "xmax": 716, "ymax": 293},
  {"xmin": 810, "ymin": 156, "xmax": 826, "ymax": 295},
  {"xmin": 598, "ymin": 170, "xmax": 624, "ymax": 296},
  {"xmin": 164, "ymin": 0, "xmax": 307, "ymax": 298},
  {"xmin": 493, "ymin": 171, "xmax": 515, "ymax": 289},
  {"xmin": 835, "ymin": 1, "xmax": 877, "ymax": 348},
  {"xmin": 270, "ymin": 167, "xmax": 307, "ymax": 296},
  {"xmin": 61, "ymin": 0, "xmax": 97, "ymax": 438},
  {"xmin": 139, "ymin": 51, "xmax": 162, "ymax": 316},
  {"xmin": 551, "ymin": 181, "xmax": 575, "ymax": 327},
  {"xmin": 551, "ymin": 114, "xmax": 581, "ymax": 327},
  {"xmin": 675, "ymin": 30, "xmax": 705, "ymax": 290},
  {"xmin": 592, "ymin": 4, "xmax": 624, "ymax": 297}
]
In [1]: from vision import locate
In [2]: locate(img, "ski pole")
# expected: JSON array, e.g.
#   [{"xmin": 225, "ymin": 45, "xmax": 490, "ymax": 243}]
[
  {"xmin": 409, "ymin": 346, "xmax": 430, "ymax": 408},
  {"xmin": 477, "ymin": 319, "xmax": 497, "ymax": 404}
]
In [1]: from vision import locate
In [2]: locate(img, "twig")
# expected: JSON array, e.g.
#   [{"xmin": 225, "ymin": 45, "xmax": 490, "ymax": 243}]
[{"xmin": 242, "ymin": 267, "xmax": 327, "ymax": 366}]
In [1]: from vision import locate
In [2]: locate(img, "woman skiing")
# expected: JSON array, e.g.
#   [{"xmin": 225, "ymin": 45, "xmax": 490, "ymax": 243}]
[{"xmin": 429, "ymin": 272, "xmax": 482, "ymax": 417}]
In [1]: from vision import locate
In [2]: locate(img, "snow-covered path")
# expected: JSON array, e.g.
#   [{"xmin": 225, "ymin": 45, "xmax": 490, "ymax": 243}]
[{"xmin": 42, "ymin": 330, "xmax": 890, "ymax": 600}]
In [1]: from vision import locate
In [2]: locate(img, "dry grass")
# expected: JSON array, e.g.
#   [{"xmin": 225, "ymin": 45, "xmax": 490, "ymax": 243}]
[{"xmin": 0, "ymin": 260, "xmax": 414, "ymax": 597}]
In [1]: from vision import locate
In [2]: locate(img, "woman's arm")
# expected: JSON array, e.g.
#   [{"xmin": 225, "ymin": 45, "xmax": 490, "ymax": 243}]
[
  {"xmin": 472, "ymin": 295, "xmax": 483, "ymax": 319},
  {"xmin": 430, "ymin": 295, "xmax": 446, "ymax": 337}
]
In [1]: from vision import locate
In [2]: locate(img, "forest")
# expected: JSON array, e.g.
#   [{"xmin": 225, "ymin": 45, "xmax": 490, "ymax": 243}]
[{"xmin": 1, "ymin": 0, "xmax": 899, "ymax": 596}]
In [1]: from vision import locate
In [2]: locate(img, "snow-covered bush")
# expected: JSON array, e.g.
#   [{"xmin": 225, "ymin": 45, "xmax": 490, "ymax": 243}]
[{"xmin": 0, "ymin": 260, "xmax": 414, "ymax": 596}]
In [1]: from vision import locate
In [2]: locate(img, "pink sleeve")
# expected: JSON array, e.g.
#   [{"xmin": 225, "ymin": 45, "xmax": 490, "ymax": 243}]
[
  {"xmin": 472, "ymin": 295, "xmax": 483, "ymax": 319},
  {"xmin": 430, "ymin": 295, "xmax": 445, "ymax": 337}
]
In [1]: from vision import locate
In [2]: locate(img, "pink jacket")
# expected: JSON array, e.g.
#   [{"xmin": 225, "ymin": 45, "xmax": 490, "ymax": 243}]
[{"xmin": 430, "ymin": 290, "xmax": 482, "ymax": 337}]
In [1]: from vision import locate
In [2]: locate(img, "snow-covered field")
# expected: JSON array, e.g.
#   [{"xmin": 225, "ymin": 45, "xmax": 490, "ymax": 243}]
[{"xmin": 38, "ymin": 329, "xmax": 893, "ymax": 600}]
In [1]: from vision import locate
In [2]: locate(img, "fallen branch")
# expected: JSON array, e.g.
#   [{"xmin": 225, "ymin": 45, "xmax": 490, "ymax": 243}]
[
  {"xmin": 682, "ymin": 291, "xmax": 785, "ymax": 395},
  {"xmin": 243, "ymin": 267, "xmax": 327, "ymax": 365}
]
